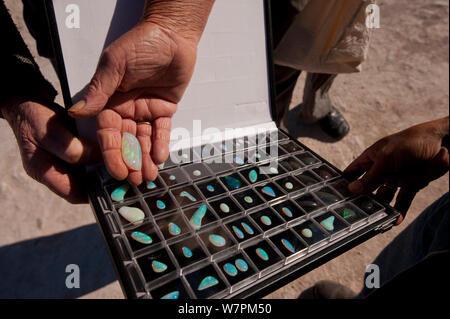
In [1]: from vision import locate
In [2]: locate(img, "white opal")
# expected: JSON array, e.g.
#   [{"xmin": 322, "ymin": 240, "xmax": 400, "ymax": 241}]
[
  {"xmin": 118, "ymin": 206, "xmax": 145, "ymax": 225},
  {"xmin": 122, "ymin": 132, "xmax": 142, "ymax": 171}
]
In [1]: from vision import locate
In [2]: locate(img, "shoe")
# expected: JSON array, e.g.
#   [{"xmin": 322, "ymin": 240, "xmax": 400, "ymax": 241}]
[
  {"xmin": 299, "ymin": 280, "xmax": 357, "ymax": 299},
  {"xmin": 319, "ymin": 108, "xmax": 350, "ymax": 139}
]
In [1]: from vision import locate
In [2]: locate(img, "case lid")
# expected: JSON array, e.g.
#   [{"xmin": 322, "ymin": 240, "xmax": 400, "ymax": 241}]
[{"xmin": 49, "ymin": 0, "xmax": 275, "ymax": 149}]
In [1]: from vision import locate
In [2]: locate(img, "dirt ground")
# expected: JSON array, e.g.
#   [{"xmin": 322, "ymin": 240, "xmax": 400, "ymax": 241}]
[{"xmin": 0, "ymin": 0, "xmax": 448, "ymax": 298}]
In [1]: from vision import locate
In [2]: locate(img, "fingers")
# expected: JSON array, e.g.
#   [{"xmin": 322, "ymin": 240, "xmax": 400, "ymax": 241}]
[
  {"xmin": 136, "ymin": 122, "xmax": 158, "ymax": 182},
  {"xmin": 151, "ymin": 117, "xmax": 172, "ymax": 164},
  {"xmin": 348, "ymin": 160, "xmax": 386, "ymax": 195},
  {"xmin": 343, "ymin": 149, "xmax": 374, "ymax": 181},
  {"xmin": 394, "ymin": 188, "xmax": 418, "ymax": 225},
  {"xmin": 376, "ymin": 184, "xmax": 398, "ymax": 204}
]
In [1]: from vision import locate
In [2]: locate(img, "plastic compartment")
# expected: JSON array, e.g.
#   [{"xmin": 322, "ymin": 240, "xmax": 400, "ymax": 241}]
[
  {"xmin": 271, "ymin": 200, "xmax": 307, "ymax": 225},
  {"xmin": 184, "ymin": 264, "xmax": 229, "ymax": 299},
  {"xmin": 243, "ymin": 239, "xmax": 284, "ymax": 277},
  {"xmin": 268, "ymin": 229, "xmax": 308, "ymax": 264},
  {"xmin": 171, "ymin": 185, "xmax": 203, "ymax": 208},
  {"xmin": 209, "ymin": 196, "xmax": 243, "ymax": 221},
  {"xmin": 295, "ymin": 152, "xmax": 321, "ymax": 167},
  {"xmin": 232, "ymin": 189, "xmax": 265, "ymax": 211},
  {"xmin": 254, "ymin": 182, "xmax": 286, "ymax": 203},
  {"xmin": 183, "ymin": 203, "xmax": 219, "ymax": 231},
  {"xmin": 144, "ymin": 191, "xmax": 178, "ymax": 218},
  {"xmin": 137, "ymin": 177, "xmax": 166, "ymax": 196},
  {"xmin": 225, "ymin": 217, "xmax": 262, "ymax": 247},
  {"xmin": 182, "ymin": 163, "xmax": 213, "ymax": 181},
  {"xmin": 155, "ymin": 212, "xmax": 192, "ymax": 243},
  {"xmin": 198, "ymin": 225, "xmax": 237, "ymax": 259},
  {"xmin": 169, "ymin": 236, "xmax": 209, "ymax": 271},
  {"xmin": 314, "ymin": 211, "xmax": 350, "ymax": 241},
  {"xmin": 196, "ymin": 178, "xmax": 227, "ymax": 199},
  {"xmin": 274, "ymin": 175, "xmax": 306, "ymax": 195},
  {"xmin": 292, "ymin": 220, "xmax": 329, "ymax": 251},
  {"xmin": 150, "ymin": 278, "xmax": 192, "ymax": 299},
  {"xmin": 216, "ymin": 253, "xmax": 258, "ymax": 293},
  {"xmin": 250, "ymin": 207, "xmax": 286, "ymax": 235}
]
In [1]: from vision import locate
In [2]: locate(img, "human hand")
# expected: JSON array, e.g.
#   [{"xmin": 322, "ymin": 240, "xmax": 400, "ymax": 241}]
[
  {"xmin": 2, "ymin": 98, "xmax": 101, "ymax": 204},
  {"xmin": 344, "ymin": 117, "xmax": 449, "ymax": 225}
]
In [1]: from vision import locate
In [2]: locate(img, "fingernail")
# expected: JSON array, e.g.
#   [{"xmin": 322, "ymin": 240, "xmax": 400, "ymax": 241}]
[
  {"xmin": 348, "ymin": 181, "xmax": 364, "ymax": 194},
  {"xmin": 68, "ymin": 100, "xmax": 86, "ymax": 114}
]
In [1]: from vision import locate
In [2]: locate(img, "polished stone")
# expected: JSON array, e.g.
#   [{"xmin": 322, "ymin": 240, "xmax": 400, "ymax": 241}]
[
  {"xmin": 198, "ymin": 276, "xmax": 219, "ymax": 291},
  {"xmin": 122, "ymin": 132, "xmax": 142, "ymax": 171},
  {"xmin": 156, "ymin": 200, "xmax": 166, "ymax": 210},
  {"xmin": 249, "ymin": 170, "xmax": 258, "ymax": 183},
  {"xmin": 285, "ymin": 182, "xmax": 294, "ymax": 190},
  {"xmin": 235, "ymin": 259, "xmax": 249, "ymax": 272},
  {"xmin": 301, "ymin": 228, "xmax": 313, "ymax": 238},
  {"xmin": 168, "ymin": 222, "xmax": 181, "ymax": 236},
  {"xmin": 169, "ymin": 175, "xmax": 176, "ymax": 181},
  {"xmin": 281, "ymin": 238, "xmax": 295, "ymax": 253},
  {"xmin": 182, "ymin": 246, "xmax": 193, "ymax": 258},
  {"xmin": 147, "ymin": 181, "xmax": 157, "ymax": 190},
  {"xmin": 244, "ymin": 196, "xmax": 254, "ymax": 204},
  {"xmin": 261, "ymin": 186, "xmax": 276, "ymax": 198},
  {"xmin": 209, "ymin": 234, "xmax": 226, "ymax": 247},
  {"xmin": 180, "ymin": 191, "xmax": 197, "ymax": 202},
  {"xmin": 161, "ymin": 291, "xmax": 179, "ymax": 299},
  {"xmin": 260, "ymin": 215, "xmax": 272, "ymax": 226},
  {"xmin": 342, "ymin": 207, "xmax": 357, "ymax": 219},
  {"xmin": 118, "ymin": 206, "xmax": 145, "ymax": 225},
  {"xmin": 131, "ymin": 231, "xmax": 153, "ymax": 245},
  {"xmin": 223, "ymin": 263, "xmax": 238, "ymax": 277},
  {"xmin": 320, "ymin": 216, "xmax": 335, "ymax": 231},
  {"xmin": 111, "ymin": 184, "xmax": 130, "ymax": 202},
  {"xmin": 152, "ymin": 260, "xmax": 168, "ymax": 273},
  {"xmin": 206, "ymin": 185, "xmax": 215, "ymax": 192},
  {"xmin": 224, "ymin": 176, "xmax": 241, "ymax": 190},
  {"xmin": 232, "ymin": 226, "xmax": 245, "ymax": 239},
  {"xmin": 219, "ymin": 203, "xmax": 230, "ymax": 213},
  {"xmin": 281, "ymin": 206, "xmax": 293, "ymax": 218},
  {"xmin": 189, "ymin": 205, "xmax": 207, "ymax": 230},
  {"xmin": 241, "ymin": 222, "xmax": 254, "ymax": 235},
  {"xmin": 316, "ymin": 191, "xmax": 340, "ymax": 204},
  {"xmin": 256, "ymin": 248, "xmax": 269, "ymax": 261}
]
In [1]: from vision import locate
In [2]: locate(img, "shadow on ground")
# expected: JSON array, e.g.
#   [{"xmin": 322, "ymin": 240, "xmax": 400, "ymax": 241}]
[{"xmin": 0, "ymin": 224, "xmax": 116, "ymax": 298}]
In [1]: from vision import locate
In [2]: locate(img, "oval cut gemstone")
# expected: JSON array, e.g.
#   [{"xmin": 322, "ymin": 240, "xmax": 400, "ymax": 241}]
[
  {"xmin": 223, "ymin": 263, "xmax": 238, "ymax": 277},
  {"xmin": 122, "ymin": 132, "xmax": 142, "ymax": 171},
  {"xmin": 156, "ymin": 200, "xmax": 166, "ymax": 210},
  {"xmin": 152, "ymin": 260, "xmax": 168, "ymax": 273},
  {"xmin": 244, "ymin": 196, "xmax": 253, "ymax": 204},
  {"xmin": 161, "ymin": 291, "xmax": 179, "ymax": 299},
  {"xmin": 180, "ymin": 191, "xmax": 197, "ymax": 202},
  {"xmin": 261, "ymin": 186, "xmax": 276, "ymax": 198},
  {"xmin": 281, "ymin": 238, "xmax": 295, "ymax": 253},
  {"xmin": 206, "ymin": 185, "xmax": 215, "ymax": 192},
  {"xmin": 301, "ymin": 228, "xmax": 313, "ymax": 238},
  {"xmin": 131, "ymin": 231, "xmax": 153, "ymax": 245},
  {"xmin": 182, "ymin": 246, "xmax": 193, "ymax": 258},
  {"xmin": 235, "ymin": 259, "xmax": 248, "ymax": 272},
  {"xmin": 224, "ymin": 176, "xmax": 241, "ymax": 189},
  {"xmin": 232, "ymin": 226, "xmax": 244, "ymax": 239},
  {"xmin": 219, "ymin": 203, "xmax": 230, "ymax": 213},
  {"xmin": 147, "ymin": 181, "xmax": 157, "ymax": 190},
  {"xmin": 320, "ymin": 216, "xmax": 335, "ymax": 231},
  {"xmin": 190, "ymin": 205, "xmax": 207, "ymax": 230},
  {"xmin": 209, "ymin": 234, "xmax": 226, "ymax": 247},
  {"xmin": 169, "ymin": 175, "xmax": 176, "ymax": 181},
  {"xmin": 118, "ymin": 206, "xmax": 145, "ymax": 225},
  {"xmin": 285, "ymin": 182, "xmax": 294, "ymax": 190},
  {"xmin": 241, "ymin": 222, "xmax": 254, "ymax": 235},
  {"xmin": 193, "ymin": 170, "xmax": 202, "ymax": 177},
  {"xmin": 111, "ymin": 184, "xmax": 130, "ymax": 202},
  {"xmin": 168, "ymin": 222, "xmax": 181, "ymax": 236},
  {"xmin": 260, "ymin": 215, "xmax": 272, "ymax": 226},
  {"xmin": 198, "ymin": 276, "xmax": 219, "ymax": 291},
  {"xmin": 256, "ymin": 248, "xmax": 269, "ymax": 261},
  {"xmin": 249, "ymin": 170, "xmax": 258, "ymax": 183},
  {"xmin": 281, "ymin": 207, "xmax": 293, "ymax": 218},
  {"xmin": 235, "ymin": 156, "xmax": 244, "ymax": 165}
]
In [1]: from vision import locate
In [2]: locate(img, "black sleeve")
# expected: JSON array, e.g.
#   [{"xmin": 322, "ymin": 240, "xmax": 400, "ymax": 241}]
[{"xmin": 0, "ymin": 0, "xmax": 57, "ymax": 117}]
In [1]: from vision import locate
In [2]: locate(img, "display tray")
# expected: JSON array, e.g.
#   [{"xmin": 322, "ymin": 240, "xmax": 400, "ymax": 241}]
[{"xmin": 87, "ymin": 129, "xmax": 400, "ymax": 299}]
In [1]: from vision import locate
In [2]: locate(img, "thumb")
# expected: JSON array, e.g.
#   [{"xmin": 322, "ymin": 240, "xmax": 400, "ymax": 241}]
[{"xmin": 68, "ymin": 51, "xmax": 123, "ymax": 118}]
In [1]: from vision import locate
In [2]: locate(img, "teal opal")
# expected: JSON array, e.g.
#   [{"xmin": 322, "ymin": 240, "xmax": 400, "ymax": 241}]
[
  {"xmin": 118, "ymin": 206, "xmax": 145, "ymax": 225},
  {"xmin": 224, "ymin": 176, "xmax": 241, "ymax": 189},
  {"xmin": 152, "ymin": 260, "xmax": 168, "ymax": 273},
  {"xmin": 282, "ymin": 207, "xmax": 293, "ymax": 218},
  {"xmin": 260, "ymin": 215, "xmax": 272, "ymax": 226},
  {"xmin": 249, "ymin": 170, "xmax": 258, "ymax": 183},
  {"xmin": 168, "ymin": 222, "xmax": 181, "ymax": 236},
  {"xmin": 241, "ymin": 222, "xmax": 254, "ymax": 235},
  {"xmin": 232, "ymin": 226, "xmax": 245, "ymax": 239},
  {"xmin": 193, "ymin": 170, "xmax": 202, "ymax": 177},
  {"xmin": 342, "ymin": 208, "xmax": 356, "ymax": 219},
  {"xmin": 209, "ymin": 234, "xmax": 226, "ymax": 247},
  {"xmin": 198, "ymin": 276, "xmax": 219, "ymax": 291},
  {"xmin": 219, "ymin": 203, "xmax": 230, "ymax": 213},
  {"xmin": 169, "ymin": 175, "xmax": 176, "ymax": 181},
  {"xmin": 320, "ymin": 216, "xmax": 335, "ymax": 231},
  {"xmin": 111, "ymin": 184, "xmax": 130, "ymax": 202},
  {"xmin": 235, "ymin": 259, "xmax": 249, "ymax": 272},
  {"xmin": 156, "ymin": 200, "xmax": 166, "ymax": 210},
  {"xmin": 180, "ymin": 191, "xmax": 197, "ymax": 202},
  {"xmin": 235, "ymin": 156, "xmax": 245, "ymax": 165},
  {"xmin": 190, "ymin": 204, "xmax": 207, "ymax": 230},
  {"xmin": 206, "ymin": 185, "xmax": 215, "ymax": 192},
  {"xmin": 161, "ymin": 291, "xmax": 179, "ymax": 299},
  {"xmin": 182, "ymin": 246, "xmax": 193, "ymax": 258},
  {"xmin": 261, "ymin": 186, "xmax": 276, "ymax": 198},
  {"xmin": 255, "ymin": 153, "xmax": 261, "ymax": 159},
  {"xmin": 147, "ymin": 181, "xmax": 157, "ymax": 190},
  {"xmin": 122, "ymin": 132, "xmax": 142, "ymax": 171},
  {"xmin": 281, "ymin": 238, "xmax": 295, "ymax": 253},
  {"xmin": 223, "ymin": 263, "xmax": 238, "ymax": 277},
  {"xmin": 256, "ymin": 248, "xmax": 269, "ymax": 261},
  {"xmin": 131, "ymin": 231, "xmax": 153, "ymax": 245},
  {"xmin": 301, "ymin": 228, "xmax": 313, "ymax": 238},
  {"xmin": 244, "ymin": 196, "xmax": 253, "ymax": 204}
]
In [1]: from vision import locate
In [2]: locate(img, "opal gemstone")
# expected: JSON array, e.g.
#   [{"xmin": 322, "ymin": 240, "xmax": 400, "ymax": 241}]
[
  {"xmin": 198, "ymin": 276, "xmax": 219, "ymax": 291},
  {"xmin": 232, "ymin": 226, "xmax": 245, "ymax": 239},
  {"xmin": 223, "ymin": 263, "xmax": 238, "ymax": 277},
  {"xmin": 156, "ymin": 200, "xmax": 166, "ymax": 210},
  {"xmin": 244, "ymin": 196, "xmax": 254, "ymax": 204},
  {"xmin": 147, "ymin": 181, "xmax": 157, "ymax": 190},
  {"xmin": 256, "ymin": 248, "xmax": 269, "ymax": 261},
  {"xmin": 260, "ymin": 215, "xmax": 272, "ymax": 226},
  {"xmin": 261, "ymin": 186, "xmax": 276, "ymax": 198},
  {"xmin": 235, "ymin": 156, "xmax": 245, "ymax": 165},
  {"xmin": 316, "ymin": 191, "xmax": 340, "ymax": 204},
  {"xmin": 301, "ymin": 228, "xmax": 313, "ymax": 238},
  {"xmin": 158, "ymin": 163, "xmax": 165, "ymax": 170},
  {"xmin": 224, "ymin": 176, "xmax": 241, "ymax": 189},
  {"xmin": 182, "ymin": 246, "xmax": 193, "ymax": 258},
  {"xmin": 219, "ymin": 203, "xmax": 230, "ymax": 213},
  {"xmin": 152, "ymin": 260, "xmax": 168, "ymax": 273},
  {"xmin": 235, "ymin": 259, "xmax": 249, "ymax": 272},
  {"xmin": 281, "ymin": 238, "xmax": 295, "ymax": 253},
  {"xmin": 118, "ymin": 206, "xmax": 145, "ymax": 225},
  {"xmin": 241, "ymin": 222, "xmax": 254, "ymax": 235},
  {"xmin": 169, "ymin": 175, "xmax": 176, "ymax": 181},
  {"xmin": 249, "ymin": 170, "xmax": 258, "ymax": 183},
  {"xmin": 131, "ymin": 231, "xmax": 153, "ymax": 245},
  {"xmin": 206, "ymin": 185, "xmax": 215, "ymax": 192},
  {"xmin": 342, "ymin": 208, "xmax": 356, "ymax": 219},
  {"xmin": 320, "ymin": 216, "xmax": 335, "ymax": 231},
  {"xmin": 161, "ymin": 291, "xmax": 179, "ymax": 299},
  {"xmin": 299, "ymin": 200, "xmax": 319, "ymax": 209},
  {"xmin": 180, "ymin": 191, "xmax": 197, "ymax": 202},
  {"xmin": 281, "ymin": 207, "xmax": 293, "ymax": 218},
  {"xmin": 209, "ymin": 234, "xmax": 226, "ymax": 247},
  {"xmin": 111, "ymin": 184, "xmax": 130, "ymax": 202},
  {"xmin": 193, "ymin": 170, "xmax": 202, "ymax": 177},
  {"xmin": 122, "ymin": 132, "xmax": 142, "ymax": 171},
  {"xmin": 269, "ymin": 167, "xmax": 278, "ymax": 174},
  {"xmin": 168, "ymin": 222, "xmax": 181, "ymax": 236},
  {"xmin": 190, "ymin": 205, "xmax": 207, "ymax": 230},
  {"xmin": 285, "ymin": 182, "xmax": 294, "ymax": 190}
]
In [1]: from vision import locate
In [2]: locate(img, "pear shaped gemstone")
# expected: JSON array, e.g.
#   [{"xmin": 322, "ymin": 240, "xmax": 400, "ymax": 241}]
[
  {"xmin": 118, "ymin": 206, "xmax": 145, "ymax": 225},
  {"xmin": 198, "ymin": 276, "xmax": 219, "ymax": 291},
  {"xmin": 111, "ymin": 184, "xmax": 130, "ymax": 202},
  {"xmin": 152, "ymin": 260, "xmax": 168, "ymax": 273}
]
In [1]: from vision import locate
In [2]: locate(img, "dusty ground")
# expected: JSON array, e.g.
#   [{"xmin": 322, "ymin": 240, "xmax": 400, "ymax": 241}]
[{"xmin": 0, "ymin": 0, "xmax": 448, "ymax": 298}]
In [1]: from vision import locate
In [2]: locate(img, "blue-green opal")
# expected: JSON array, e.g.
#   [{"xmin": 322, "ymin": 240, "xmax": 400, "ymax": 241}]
[
  {"xmin": 118, "ymin": 206, "xmax": 145, "ymax": 225},
  {"xmin": 342, "ymin": 208, "xmax": 356, "ymax": 219},
  {"xmin": 219, "ymin": 203, "xmax": 230, "ymax": 213},
  {"xmin": 169, "ymin": 175, "xmax": 176, "ymax": 181},
  {"xmin": 244, "ymin": 196, "xmax": 253, "ymax": 204},
  {"xmin": 147, "ymin": 181, "xmax": 157, "ymax": 190},
  {"xmin": 285, "ymin": 182, "xmax": 294, "ymax": 190},
  {"xmin": 152, "ymin": 260, "xmax": 168, "ymax": 273},
  {"xmin": 281, "ymin": 207, "xmax": 293, "ymax": 218},
  {"xmin": 281, "ymin": 239, "xmax": 295, "ymax": 253},
  {"xmin": 256, "ymin": 248, "xmax": 269, "ymax": 261},
  {"xmin": 161, "ymin": 291, "xmax": 179, "ymax": 299},
  {"xmin": 180, "ymin": 191, "xmax": 197, "ymax": 202},
  {"xmin": 224, "ymin": 176, "xmax": 241, "ymax": 189},
  {"xmin": 122, "ymin": 132, "xmax": 142, "ymax": 171},
  {"xmin": 131, "ymin": 231, "xmax": 153, "ymax": 245},
  {"xmin": 241, "ymin": 222, "xmax": 254, "ymax": 235},
  {"xmin": 111, "ymin": 184, "xmax": 130, "ymax": 202},
  {"xmin": 190, "ymin": 205, "xmax": 207, "ymax": 230},
  {"xmin": 156, "ymin": 200, "xmax": 166, "ymax": 210},
  {"xmin": 260, "ymin": 215, "xmax": 272, "ymax": 226},
  {"xmin": 182, "ymin": 246, "xmax": 193, "ymax": 258},
  {"xmin": 232, "ymin": 226, "xmax": 245, "ymax": 239},
  {"xmin": 223, "ymin": 263, "xmax": 238, "ymax": 277},
  {"xmin": 235, "ymin": 156, "xmax": 244, "ymax": 165},
  {"xmin": 209, "ymin": 234, "xmax": 226, "ymax": 247},
  {"xmin": 320, "ymin": 216, "xmax": 335, "ymax": 231},
  {"xmin": 235, "ymin": 259, "xmax": 249, "ymax": 272},
  {"xmin": 198, "ymin": 276, "xmax": 219, "ymax": 291},
  {"xmin": 168, "ymin": 222, "xmax": 181, "ymax": 236},
  {"xmin": 301, "ymin": 228, "xmax": 313, "ymax": 238},
  {"xmin": 261, "ymin": 186, "xmax": 276, "ymax": 198},
  {"xmin": 206, "ymin": 185, "xmax": 215, "ymax": 192},
  {"xmin": 193, "ymin": 170, "xmax": 202, "ymax": 177},
  {"xmin": 249, "ymin": 170, "xmax": 258, "ymax": 183}
]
